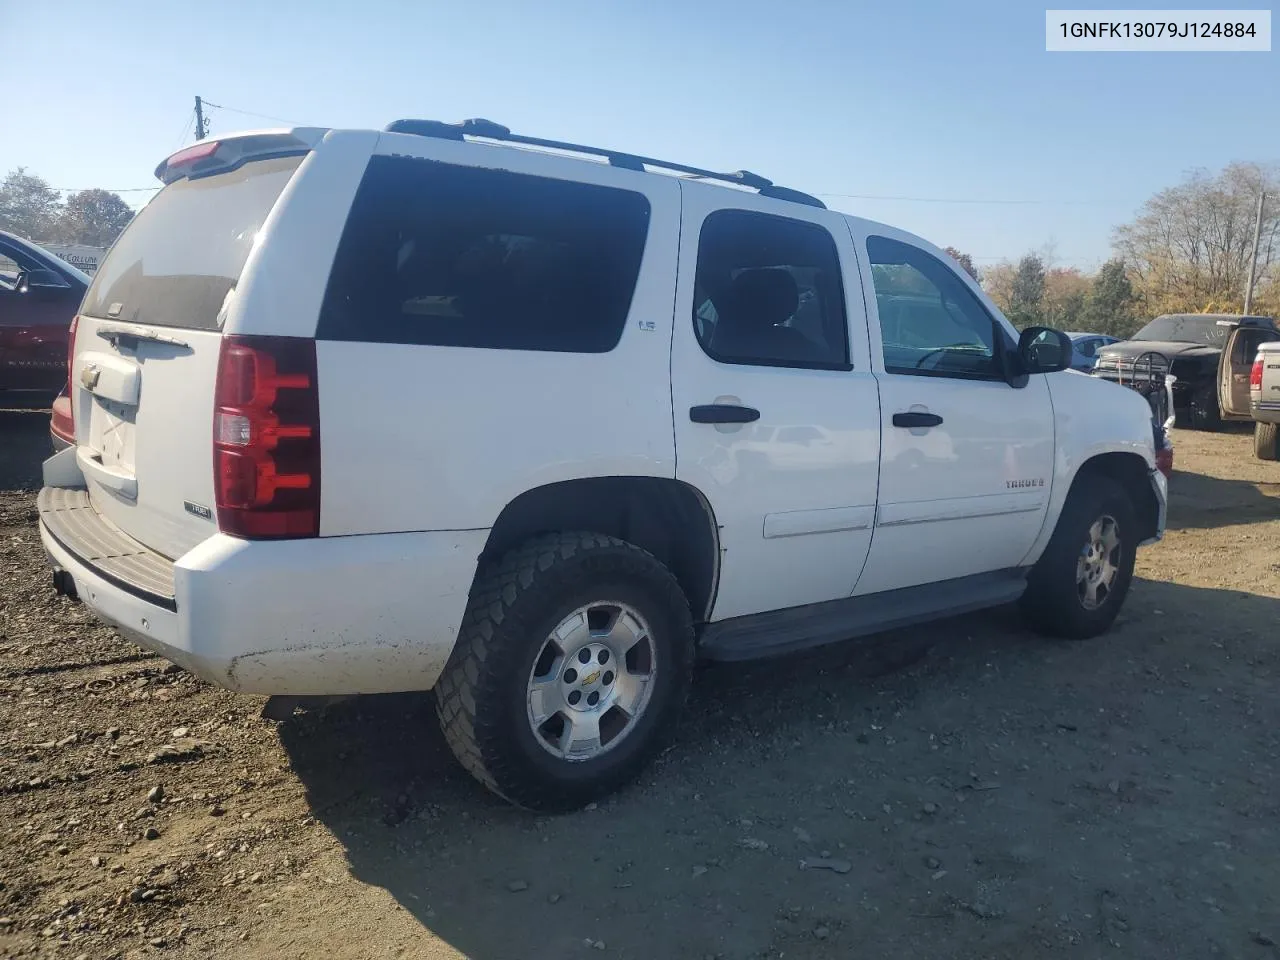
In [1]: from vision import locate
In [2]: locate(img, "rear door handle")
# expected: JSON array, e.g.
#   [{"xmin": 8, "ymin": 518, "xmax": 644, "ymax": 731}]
[
  {"xmin": 892, "ymin": 411, "xmax": 943, "ymax": 429},
  {"xmin": 690, "ymin": 404, "xmax": 761, "ymax": 424}
]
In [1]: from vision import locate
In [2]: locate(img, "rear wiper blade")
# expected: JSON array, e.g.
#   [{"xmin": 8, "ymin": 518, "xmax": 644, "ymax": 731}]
[{"xmin": 96, "ymin": 323, "xmax": 190, "ymax": 350}]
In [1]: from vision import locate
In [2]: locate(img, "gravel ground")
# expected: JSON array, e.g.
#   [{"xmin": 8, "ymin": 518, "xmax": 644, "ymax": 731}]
[{"xmin": 2, "ymin": 406, "xmax": 1279, "ymax": 960}]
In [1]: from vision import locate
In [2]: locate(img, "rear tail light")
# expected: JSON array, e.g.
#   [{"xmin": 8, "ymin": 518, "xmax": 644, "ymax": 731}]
[
  {"xmin": 1152, "ymin": 418, "xmax": 1173, "ymax": 479},
  {"xmin": 1251, "ymin": 358, "xmax": 1264, "ymax": 389},
  {"xmin": 62, "ymin": 315, "xmax": 79, "ymax": 436},
  {"xmin": 213, "ymin": 336, "xmax": 320, "ymax": 538}
]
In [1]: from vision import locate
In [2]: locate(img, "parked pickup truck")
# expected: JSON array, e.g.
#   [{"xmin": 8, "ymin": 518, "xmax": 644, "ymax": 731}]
[
  {"xmin": 1093, "ymin": 313, "xmax": 1280, "ymax": 430},
  {"xmin": 1251, "ymin": 341, "xmax": 1280, "ymax": 460}
]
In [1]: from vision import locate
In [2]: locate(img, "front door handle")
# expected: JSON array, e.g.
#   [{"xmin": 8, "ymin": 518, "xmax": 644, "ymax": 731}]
[
  {"xmin": 690, "ymin": 404, "xmax": 761, "ymax": 424},
  {"xmin": 892, "ymin": 411, "xmax": 944, "ymax": 429}
]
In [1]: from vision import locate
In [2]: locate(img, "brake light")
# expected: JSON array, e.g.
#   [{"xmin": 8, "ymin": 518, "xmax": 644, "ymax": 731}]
[
  {"xmin": 167, "ymin": 141, "xmax": 220, "ymax": 168},
  {"xmin": 213, "ymin": 336, "xmax": 320, "ymax": 538},
  {"xmin": 1251, "ymin": 358, "xmax": 1264, "ymax": 389}
]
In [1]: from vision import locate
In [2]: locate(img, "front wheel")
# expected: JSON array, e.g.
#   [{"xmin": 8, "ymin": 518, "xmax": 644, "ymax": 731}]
[
  {"xmin": 1256, "ymin": 421, "xmax": 1280, "ymax": 461},
  {"xmin": 435, "ymin": 532, "xmax": 694, "ymax": 811},
  {"xmin": 1020, "ymin": 475, "xmax": 1137, "ymax": 640}
]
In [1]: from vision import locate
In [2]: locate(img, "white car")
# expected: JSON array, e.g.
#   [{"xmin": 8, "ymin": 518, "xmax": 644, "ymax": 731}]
[
  {"xmin": 1065, "ymin": 332, "xmax": 1121, "ymax": 372},
  {"xmin": 38, "ymin": 120, "xmax": 1167, "ymax": 810}
]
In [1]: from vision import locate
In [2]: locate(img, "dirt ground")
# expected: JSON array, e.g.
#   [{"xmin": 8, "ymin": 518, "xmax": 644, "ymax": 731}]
[{"xmin": 2, "ymin": 407, "xmax": 1280, "ymax": 960}]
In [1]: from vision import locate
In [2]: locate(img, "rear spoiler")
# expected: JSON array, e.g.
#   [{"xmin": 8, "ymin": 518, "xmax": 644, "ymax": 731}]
[{"xmin": 154, "ymin": 128, "xmax": 329, "ymax": 184}]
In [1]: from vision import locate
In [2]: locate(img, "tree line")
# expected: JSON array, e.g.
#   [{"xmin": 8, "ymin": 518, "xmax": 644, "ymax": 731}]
[
  {"xmin": 0, "ymin": 168, "xmax": 136, "ymax": 248},
  {"xmin": 962, "ymin": 161, "xmax": 1279, "ymax": 336}
]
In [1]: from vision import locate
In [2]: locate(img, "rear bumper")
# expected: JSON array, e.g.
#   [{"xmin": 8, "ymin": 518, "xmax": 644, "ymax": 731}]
[
  {"xmin": 50, "ymin": 393, "xmax": 73, "ymax": 451},
  {"xmin": 38, "ymin": 484, "xmax": 486, "ymax": 696},
  {"xmin": 1251, "ymin": 400, "xmax": 1280, "ymax": 424}
]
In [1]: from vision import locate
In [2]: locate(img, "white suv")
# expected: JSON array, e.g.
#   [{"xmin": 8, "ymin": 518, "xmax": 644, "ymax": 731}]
[{"xmin": 39, "ymin": 120, "xmax": 1167, "ymax": 810}]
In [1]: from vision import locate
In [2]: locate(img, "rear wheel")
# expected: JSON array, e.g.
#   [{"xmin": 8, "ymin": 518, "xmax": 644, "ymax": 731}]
[
  {"xmin": 1020, "ymin": 475, "xmax": 1137, "ymax": 640},
  {"xmin": 1256, "ymin": 421, "xmax": 1280, "ymax": 461},
  {"xmin": 435, "ymin": 532, "xmax": 694, "ymax": 811}
]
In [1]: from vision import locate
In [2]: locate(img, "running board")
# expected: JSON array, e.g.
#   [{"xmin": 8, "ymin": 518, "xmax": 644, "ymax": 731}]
[{"xmin": 698, "ymin": 569, "xmax": 1029, "ymax": 662}]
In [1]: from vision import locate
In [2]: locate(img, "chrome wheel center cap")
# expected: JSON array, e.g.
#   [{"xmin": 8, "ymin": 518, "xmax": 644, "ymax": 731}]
[{"xmin": 561, "ymin": 642, "xmax": 616, "ymax": 712}]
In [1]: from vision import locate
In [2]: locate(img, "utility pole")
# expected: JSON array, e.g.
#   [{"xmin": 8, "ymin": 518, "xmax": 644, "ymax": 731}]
[
  {"xmin": 1243, "ymin": 189, "xmax": 1267, "ymax": 316},
  {"xmin": 194, "ymin": 96, "xmax": 207, "ymax": 141}
]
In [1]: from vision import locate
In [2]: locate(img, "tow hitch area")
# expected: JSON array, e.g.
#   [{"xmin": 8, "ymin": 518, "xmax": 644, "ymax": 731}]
[{"xmin": 51, "ymin": 569, "xmax": 78, "ymax": 601}]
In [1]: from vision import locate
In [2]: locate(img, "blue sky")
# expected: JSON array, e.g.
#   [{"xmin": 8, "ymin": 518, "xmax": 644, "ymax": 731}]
[{"xmin": 2, "ymin": 0, "xmax": 1275, "ymax": 268}]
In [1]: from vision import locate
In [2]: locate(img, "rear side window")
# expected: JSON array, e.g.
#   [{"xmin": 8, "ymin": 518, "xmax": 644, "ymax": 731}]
[
  {"xmin": 81, "ymin": 155, "xmax": 304, "ymax": 330},
  {"xmin": 692, "ymin": 209, "xmax": 850, "ymax": 370},
  {"xmin": 318, "ymin": 156, "xmax": 651, "ymax": 353}
]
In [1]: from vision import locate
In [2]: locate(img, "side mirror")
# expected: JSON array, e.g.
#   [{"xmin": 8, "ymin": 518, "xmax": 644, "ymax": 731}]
[{"xmin": 1018, "ymin": 326, "xmax": 1073, "ymax": 374}]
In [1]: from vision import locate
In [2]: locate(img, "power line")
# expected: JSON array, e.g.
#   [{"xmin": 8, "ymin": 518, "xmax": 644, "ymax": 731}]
[
  {"xmin": 173, "ymin": 109, "xmax": 196, "ymax": 151},
  {"xmin": 200, "ymin": 100, "xmax": 304, "ymax": 127}
]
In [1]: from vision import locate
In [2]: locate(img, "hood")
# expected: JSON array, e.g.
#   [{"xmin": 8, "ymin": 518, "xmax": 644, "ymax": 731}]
[{"xmin": 1098, "ymin": 339, "xmax": 1220, "ymax": 360}]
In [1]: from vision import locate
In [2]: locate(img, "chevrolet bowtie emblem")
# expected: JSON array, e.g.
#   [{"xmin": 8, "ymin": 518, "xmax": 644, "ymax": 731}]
[{"xmin": 80, "ymin": 365, "xmax": 100, "ymax": 390}]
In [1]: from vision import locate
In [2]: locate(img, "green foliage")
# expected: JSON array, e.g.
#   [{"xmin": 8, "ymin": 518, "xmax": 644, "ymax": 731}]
[
  {"xmin": 1041, "ymin": 268, "xmax": 1090, "ymax": 331},
  {"xmin": 0, "ymin": 168, "xmax": 63, "ymax": 240},
  {"xmin": 55, "ymin": 189, "xmax": 135, "ymax": 247},
  {"xmin": 0, "ymin": 168, "xmax": 135, "ymax": 247},
  {"xmin": 1082, "ymin": 260, "xmax": 1139, "ymax": 336},
  {"xmin": 1007, "ymin": 255, "xmax": 1046, "ymax": 329}
]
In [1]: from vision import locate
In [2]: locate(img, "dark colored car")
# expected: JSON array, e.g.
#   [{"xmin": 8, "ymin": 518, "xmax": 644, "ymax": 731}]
[
  {"xmin": 0, "ymin": 230, "xmax": 88, "ymax": 397},
  {"xmin": 1092, "ymin": 313, "xmax": 1280, "ymax": 430}
]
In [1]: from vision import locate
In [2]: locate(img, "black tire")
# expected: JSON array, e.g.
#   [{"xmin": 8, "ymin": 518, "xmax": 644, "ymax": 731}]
[
  {"xmin": 435, "ymin": 532, "xmax": 694, "ymax": 811},
  {"xmin": 1189, "ymin": 386, "xmax": 1222, "ymax": 431},
  {"xmin": 1020, "ymin": 474, "xmax": 1137, "ymax": 640},
  {"xmin": 1256, "ymin": 421, "xmax": 1280, "ymax": 461}
]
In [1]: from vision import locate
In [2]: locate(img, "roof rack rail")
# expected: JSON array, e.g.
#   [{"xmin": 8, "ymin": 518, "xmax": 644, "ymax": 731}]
[{"xmin": 383, "ymin": 118, "xmax": 826, "ymax": 209}]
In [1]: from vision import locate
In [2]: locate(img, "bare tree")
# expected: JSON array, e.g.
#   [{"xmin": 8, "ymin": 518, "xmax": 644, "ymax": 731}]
[
  {"xmin": 981, "ymin": 261, "xmax": 1016, "ymax": 314},
  {"xmin": 1114, "ymin": 162, "xmax": 1279, "ymax": 316}
]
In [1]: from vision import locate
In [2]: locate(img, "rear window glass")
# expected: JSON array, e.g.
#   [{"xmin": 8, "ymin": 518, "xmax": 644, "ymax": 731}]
[
  {"xmin": 317, "ymin": 155, "xmax": 651, "ymax": 352},
  {"xmin": 81, "ymin": 155, "xmax": 304, "ymax": 330}
]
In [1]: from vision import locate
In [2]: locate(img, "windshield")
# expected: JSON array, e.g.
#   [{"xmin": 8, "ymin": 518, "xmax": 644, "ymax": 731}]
[{"xmin": 1131, "ymin": 314, "xmax": 1231, "ymax": 347}]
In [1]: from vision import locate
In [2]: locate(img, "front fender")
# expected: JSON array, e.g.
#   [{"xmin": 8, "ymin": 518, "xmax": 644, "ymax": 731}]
[{"xmin": 1020, "ymin": 371, "xmax": 1162, "ymax": 566}]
